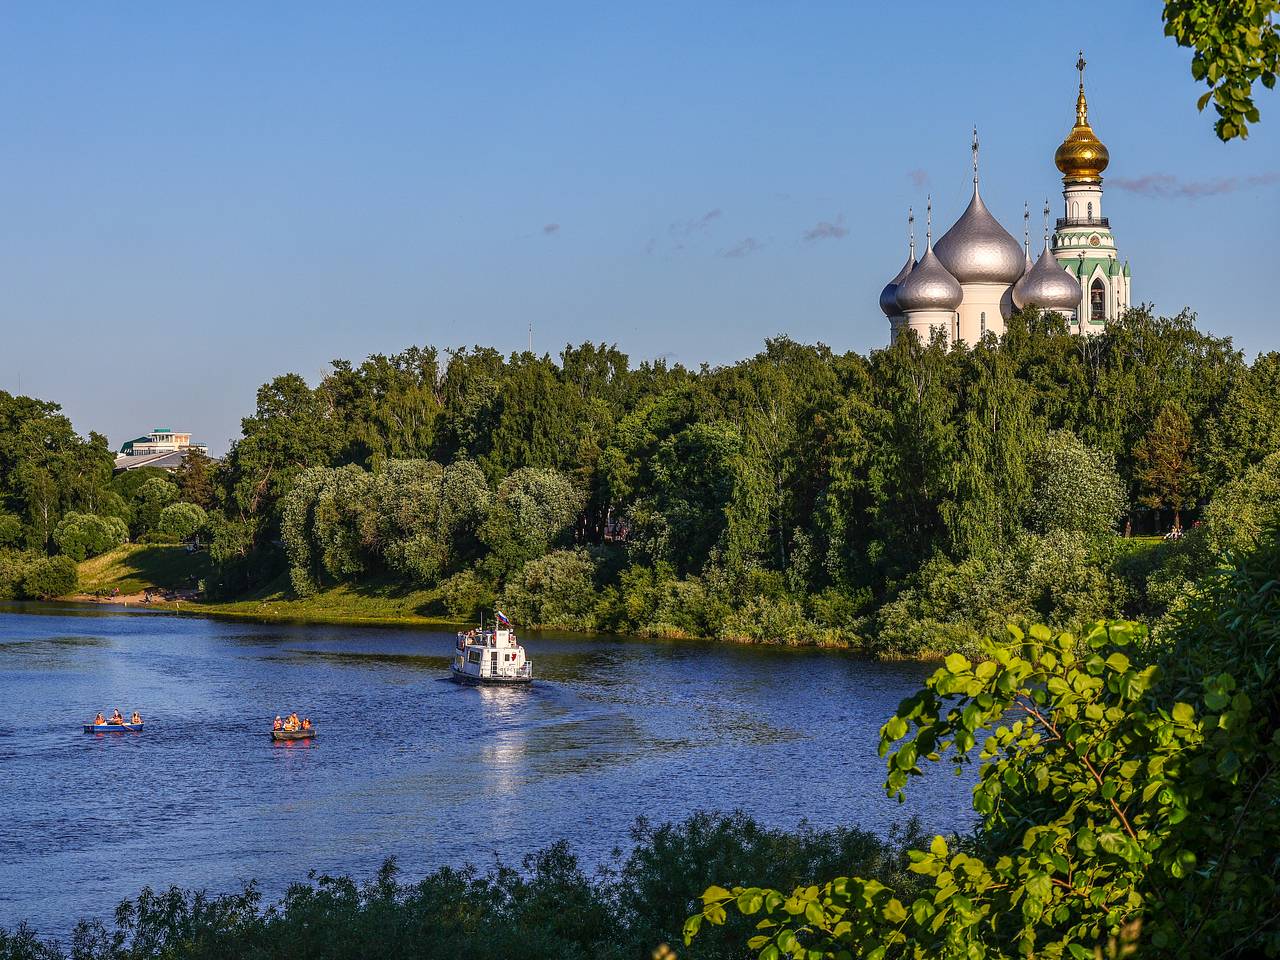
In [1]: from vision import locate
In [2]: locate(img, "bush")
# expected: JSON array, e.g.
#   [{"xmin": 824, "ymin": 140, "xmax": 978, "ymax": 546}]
[
  {"xmin": 0, "ymin": 514, "xmax": 22, "ymax": 548},
  {"xmin": 875, "ymin": 530, "xmax": 1122, "ymax": 658},
  {"xmin": 0, "ymin": 811, "xmax": 922, "ymax": 960},
  {"xmin": 0, "ymin": 551, "xmax": 35, "ymax": 600},
  {"xmin": 430, "ymin": 568, "xmax": 496, "ymax": 621},
  {"xmin": 499, "ymin": 548, "xmax": 599, "ymax": 630},
  {"xmin": 51, "ymin": 512, "xmax": 128, "ymax": 562},
  {"xmin": 21, "ymin": 556, "xmax": 78, "ymax": 599}
]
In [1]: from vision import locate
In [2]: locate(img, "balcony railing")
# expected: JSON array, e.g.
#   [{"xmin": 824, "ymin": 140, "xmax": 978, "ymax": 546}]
[{"xmin": 1055, "ymin": 217, "xmax": 1109, "ymax": 230}]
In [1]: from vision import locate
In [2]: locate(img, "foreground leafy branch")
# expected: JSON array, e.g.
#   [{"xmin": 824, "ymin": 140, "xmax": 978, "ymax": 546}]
[{"xmin": 686, "ymin": 569, "xmax": 1280, "ymax": 960}]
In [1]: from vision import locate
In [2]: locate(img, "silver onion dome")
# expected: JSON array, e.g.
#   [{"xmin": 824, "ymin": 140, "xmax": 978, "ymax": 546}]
[
  {"xmin": 1012, "ymin": 242, "xmax": 1083, "ymax": 311},
  {"xmin": 895, "ymin": 244, "xmax": 962, "ymax": 313},
  {"xmin": 933, "ymin": 188, "xmax": 1026, "ymax": 285},
  {"xmin": 879, "ymin": 253, "xmax": 915, "ymax": 317}
]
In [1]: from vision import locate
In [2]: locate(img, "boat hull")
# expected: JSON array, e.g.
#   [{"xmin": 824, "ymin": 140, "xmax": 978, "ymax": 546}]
[
  {"xmin": 450, "ymin": 667, "xmax": 532, "ymax": 686},
  {"xmin": 84, "ymin": 723, "xmax": 143, "ymax": 733},
  {"xmin": 271, "ymin": 729, "xmax": 317, "ymax": 741}
]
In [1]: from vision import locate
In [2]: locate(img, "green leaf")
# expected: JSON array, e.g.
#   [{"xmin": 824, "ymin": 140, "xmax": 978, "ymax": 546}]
[
  {"xmin": 1172, "ymin": 702, "xmax": 1195, "ymax": 724},
  {"xmin": 1105, "ymin": 652, "xmax": 1130, "ymax": 673},
  {"xmin": 882, "ymin": 898, "xmax": 908, "ymax": 923},
  {"xmin": 702, "ymin": 885, "xmax": 732, "ymax": 904},
  {"xmin": 945, "ymin": 653, "xmax": 970, "ymax": 674},
  {"xmin": 930, "ymin": 834, "xmax": 949, "ymax": 857},
  {"xmin": 683, "ymin": 914, "xmax": 703, "ymax": 943}
]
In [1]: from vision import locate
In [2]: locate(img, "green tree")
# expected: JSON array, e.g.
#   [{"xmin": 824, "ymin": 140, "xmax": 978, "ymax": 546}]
[
  {"xmin": 1026, "ymin": 429, "xmax": 1128, "ymax": 538},
  {"xmin": 1134, "ymin": 401, "xmax": 1198, "ymax": 530},
  {"xmin": 0, "ymin": 513, "xmax": 21, "ymax": 547},
  {"xmin": 1163, "ymin": 0, "xmax": 1280, "ymax": 140},
  {"xmin": 158, "ymin": 502, "xmax": 209, "ymax": 541},
  {"xmin": 173, "ymin": 448, "xmax": 217, "ymax": 509},
  {"xmin": 1201, "ymin": 351, "xmax": 1280, "ymax": 489},
  {"xmin": 134, "ymin": 477, "xmax": 180, "ymax": 534},
  {"xmin": 480, "ymin": 467, "xmax": 584, "ymax": 578}
]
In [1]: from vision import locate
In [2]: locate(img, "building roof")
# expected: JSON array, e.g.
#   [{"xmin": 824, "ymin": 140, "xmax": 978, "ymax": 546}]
[{"xmin": 113, "ymin": 449, "xmax": 210, "ymax": 473}]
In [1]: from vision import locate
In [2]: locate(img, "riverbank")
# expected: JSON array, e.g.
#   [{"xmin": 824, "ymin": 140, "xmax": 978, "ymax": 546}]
[{"xmin": 67, "ymin": 545, "xmax": 900, "ymax": 652}]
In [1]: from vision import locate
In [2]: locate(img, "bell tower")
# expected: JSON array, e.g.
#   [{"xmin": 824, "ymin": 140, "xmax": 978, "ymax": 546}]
[{"xmin": 1049, "ymin": 52, "xmax": 1130, "ymax": 333}]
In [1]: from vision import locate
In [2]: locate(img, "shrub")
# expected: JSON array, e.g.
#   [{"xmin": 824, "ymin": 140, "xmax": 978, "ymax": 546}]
[
  {"xmin": 21, "ymin": 556, "xmax": 78, "ymax": 599},
  {"xmin": 431, "ymin": 568, "xmax": 496, "ymax": 621},
  {"xmin": 51, "ymin": 512, "xmax": 128, "ymax": 562},
  {"xmin": 499, "ymin": 548, "xmax": 598, "ymax": 630},
  {"xmin": 0, "ymin": 514, "xmax": 22, "ymax": 548}
]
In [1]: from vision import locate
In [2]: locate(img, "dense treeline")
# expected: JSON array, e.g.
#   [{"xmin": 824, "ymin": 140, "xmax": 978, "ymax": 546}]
[
  {"xmin": 212, "ymin": 306, "xmax": 1278, "ymax": 653},
  {"xmin": 2, "ymin": 307, "xmax": 1279, "ymax": 654}
]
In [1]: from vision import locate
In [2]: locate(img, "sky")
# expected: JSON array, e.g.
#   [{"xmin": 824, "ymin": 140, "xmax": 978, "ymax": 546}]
[{"xmin": 1, "ymin": 2, "xmax": 1277, "ymax": 455}]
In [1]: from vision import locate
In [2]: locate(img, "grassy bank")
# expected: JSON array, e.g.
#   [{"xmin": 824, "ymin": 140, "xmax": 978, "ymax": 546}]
[
  {"xmin": 77, "ymin": 544, "xmax": 212, "ymax": 596},
  {"xmin": 72, "ymin": 545, "xmax": 463, "ymax": 629}
]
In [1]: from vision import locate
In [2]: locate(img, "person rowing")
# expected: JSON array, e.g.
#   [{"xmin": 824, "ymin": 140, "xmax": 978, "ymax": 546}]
[{"xmin": 109, "ymin": 709, "xmax": 124, "ymax": 725}]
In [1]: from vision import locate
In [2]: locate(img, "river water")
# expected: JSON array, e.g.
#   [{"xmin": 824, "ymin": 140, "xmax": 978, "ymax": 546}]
[{"xmin": 0, "ymin": 604, "xmax": 975, "ymax": 937}]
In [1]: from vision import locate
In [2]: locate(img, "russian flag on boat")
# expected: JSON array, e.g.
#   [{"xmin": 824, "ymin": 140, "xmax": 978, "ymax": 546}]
[{"xmin": 495, "ymin": 610, "xmax": 512, "ymax": 627}]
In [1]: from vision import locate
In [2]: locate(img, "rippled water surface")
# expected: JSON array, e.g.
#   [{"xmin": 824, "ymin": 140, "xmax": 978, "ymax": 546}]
[{"xmin": 0, "ymin": 604, "xmax": 974, "ymax": 935}]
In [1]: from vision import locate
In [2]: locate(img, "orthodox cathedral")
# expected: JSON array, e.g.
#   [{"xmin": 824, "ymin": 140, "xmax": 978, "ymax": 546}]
[{"xmin": 880, "ymin": 55, "xmax": 1131, "ymax": 344}]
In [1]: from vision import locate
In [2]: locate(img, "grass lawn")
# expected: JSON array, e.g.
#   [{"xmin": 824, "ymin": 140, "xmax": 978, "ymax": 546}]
[
  {"xmin": 75, "ymin": 548, "xmax": 463, "ymax": 628},
  {"xmin": 179, "ymin": 577, "xmax": 463, "ymax": 628},
  {"xmin": 77, "ymin": 545, "xmax": 213, "ymax": 596}
]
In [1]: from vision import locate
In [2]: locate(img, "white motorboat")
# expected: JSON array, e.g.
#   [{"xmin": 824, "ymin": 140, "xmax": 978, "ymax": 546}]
[{"xmin": 451, "ymin": 614, "xmax": 532, "ymax": 685}]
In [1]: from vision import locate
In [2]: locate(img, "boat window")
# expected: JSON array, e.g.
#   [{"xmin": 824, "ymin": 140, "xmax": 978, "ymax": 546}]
[{"xmin": 468, "ymin": 650, "xmax": 482, "ymax": 664}]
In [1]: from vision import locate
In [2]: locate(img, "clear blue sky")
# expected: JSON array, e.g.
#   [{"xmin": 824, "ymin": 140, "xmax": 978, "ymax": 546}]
[{"xmin": 2, "ymin": 2, "xmax": 1277, "ymax": 454}]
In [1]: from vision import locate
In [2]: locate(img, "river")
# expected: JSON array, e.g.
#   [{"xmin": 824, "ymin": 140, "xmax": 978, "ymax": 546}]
[{"xmin": 0, "ymin": 604, "xmax": 975, "ymax": 937}]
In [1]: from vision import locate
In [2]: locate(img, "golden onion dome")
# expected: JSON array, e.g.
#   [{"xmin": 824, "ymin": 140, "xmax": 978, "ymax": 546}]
[{"xmin": 1055, "ymin": 55, "xmax": 1109, "ymax": 181}]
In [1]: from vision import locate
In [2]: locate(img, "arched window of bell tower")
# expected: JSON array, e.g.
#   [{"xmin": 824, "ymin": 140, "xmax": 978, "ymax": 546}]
[
  {"xmin": 1071, "ymin": 201, "xmax": 1079, "ymax": 218},
  {"xmin": 1090, "ymin": 278, "xmax": 1106, "ymax": 323}
]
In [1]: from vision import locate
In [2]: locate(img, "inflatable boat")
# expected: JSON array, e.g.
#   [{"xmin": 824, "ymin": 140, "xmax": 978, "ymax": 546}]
[{"xmin": 84, "ymin": 723, "xmax": 143, "ymax": 733}]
